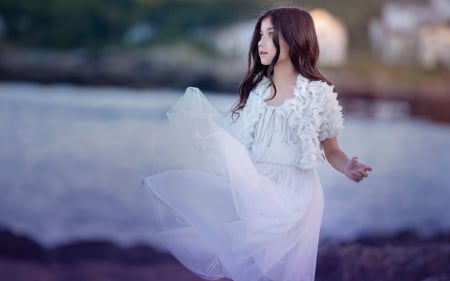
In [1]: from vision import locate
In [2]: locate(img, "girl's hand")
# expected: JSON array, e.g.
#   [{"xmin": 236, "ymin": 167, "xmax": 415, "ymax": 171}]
[{"xmin": 344, "ymin": 157, "xmax": 372, "ymax": 182}]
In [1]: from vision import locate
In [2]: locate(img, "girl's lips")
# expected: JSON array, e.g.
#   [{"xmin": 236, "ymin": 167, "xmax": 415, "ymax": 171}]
[{"xmin": 259, "ymin": 51, "xmax": 268, "ymax": 56}]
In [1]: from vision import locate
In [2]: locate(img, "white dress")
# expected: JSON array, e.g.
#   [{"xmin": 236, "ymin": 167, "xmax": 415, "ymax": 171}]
[{"xmin": 143, "ymin": 74, "xmax": 344, "ymax": 281}]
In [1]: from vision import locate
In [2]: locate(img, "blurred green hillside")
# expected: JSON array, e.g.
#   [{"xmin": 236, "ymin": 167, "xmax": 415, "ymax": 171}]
[
  {"xmin": 0, "ymin": 0, "xmax": 386, "ymax": 50},
  {"xmin": 1, "ymin": 0, "xmax": 448, "ymax": 122}
]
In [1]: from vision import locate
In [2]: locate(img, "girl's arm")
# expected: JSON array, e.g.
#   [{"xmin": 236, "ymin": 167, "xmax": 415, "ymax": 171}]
[{"xmin": 321, "ymin": 137, "xmax": 372, "ymax": 182}]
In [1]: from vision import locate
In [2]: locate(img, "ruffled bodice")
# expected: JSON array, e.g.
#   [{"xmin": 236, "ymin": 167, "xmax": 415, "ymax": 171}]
[{"xmin": 237, "ymin": 75, "xmax": 344, "ymax": 170}]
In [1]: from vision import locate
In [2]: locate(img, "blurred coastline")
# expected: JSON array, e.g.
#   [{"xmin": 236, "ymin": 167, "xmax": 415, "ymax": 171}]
[
  {"xmin": 1, "ymin": 45, "xmax": 449, "ymax": 123},
  {"xmin": 1, "ymin": 0, "xmax": 450, "ymax": 123}
]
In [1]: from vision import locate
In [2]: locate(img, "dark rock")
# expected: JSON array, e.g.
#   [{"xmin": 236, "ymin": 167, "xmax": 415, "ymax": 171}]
[
  {"xmin": 420, "ymin": 273, "xmax": 450, "ymax": 281},
  {"xmin": 352, "ymin": 229, "xmax": 422, "ymax": 246},
  {"xmin": 1, "ymin": 226, "xmax": 449, "ymax": 281},
  {"xmin": 316, "ymin": 236, "xmax": 450, "ymax": 281},
  {"xmin": 121, "ymin": 243, "xmax": 176, "ymax": 265},
  {"xmin": 50, "ymin": 240, "xmax": 123, "ymax": 263},
  {"xmin": 50, "ymin": 240, "xmax": 176, "ymax": 265},
  {"xmin": 0, "ymin": 227, "xmax": 48, "ymax": 261}
]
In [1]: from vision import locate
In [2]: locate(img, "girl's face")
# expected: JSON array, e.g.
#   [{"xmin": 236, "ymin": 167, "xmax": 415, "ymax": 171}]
[{"xmin": 258, "ymin": 17, "xmax": 290, "ymax": 66}]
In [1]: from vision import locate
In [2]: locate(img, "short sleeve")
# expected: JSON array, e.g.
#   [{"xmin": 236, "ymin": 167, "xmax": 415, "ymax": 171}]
[{"xmin": 318, "ymin": 90, "xmax": 344, "ymax": 141}]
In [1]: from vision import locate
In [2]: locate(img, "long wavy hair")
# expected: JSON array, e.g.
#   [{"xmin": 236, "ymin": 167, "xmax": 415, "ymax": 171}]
[{"xmin": 232, "ymin": 7, "xmax": 330, "ymax": 119}]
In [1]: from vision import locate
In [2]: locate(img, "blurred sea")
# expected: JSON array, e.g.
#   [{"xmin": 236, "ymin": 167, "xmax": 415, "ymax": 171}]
[{"xmin": 0, "ymin": 82, "xmax": 449, "ymax": 247}]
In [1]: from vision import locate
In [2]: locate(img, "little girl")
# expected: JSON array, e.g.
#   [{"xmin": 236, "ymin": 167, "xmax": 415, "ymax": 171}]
[{"xmin": 143, "ymin": 7, "xmax": 372, "ymax": 281}]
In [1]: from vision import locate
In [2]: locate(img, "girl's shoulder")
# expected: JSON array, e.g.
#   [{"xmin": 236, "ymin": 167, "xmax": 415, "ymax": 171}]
[
  {"xmin": 292, "ymin": 75, "xmax": 337, "ymax": 106},
  {"xmin": 297, "ymin": 75, "xmax": 335, "ymax": 96}
]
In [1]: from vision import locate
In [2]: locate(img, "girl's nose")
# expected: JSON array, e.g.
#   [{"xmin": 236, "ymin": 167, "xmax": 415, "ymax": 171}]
[{"xmin": 258, "ymin": 38, "xmax": 263, "ymax": 47}]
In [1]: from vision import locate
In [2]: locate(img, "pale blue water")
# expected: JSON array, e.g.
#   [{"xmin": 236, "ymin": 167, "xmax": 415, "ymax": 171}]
[{"xmin": 0, "ymin": 82, "xmax": 449, "ymax": 246}]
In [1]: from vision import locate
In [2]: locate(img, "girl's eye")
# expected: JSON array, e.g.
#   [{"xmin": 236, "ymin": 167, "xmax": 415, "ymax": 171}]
[{"xmin": 269, "ymin": 32, "xmax": 274, "ymax": 38}]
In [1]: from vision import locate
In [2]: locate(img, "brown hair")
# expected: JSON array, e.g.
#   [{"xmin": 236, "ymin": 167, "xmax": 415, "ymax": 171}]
[{"xmin": 232, "ymin": 7, "xmax": 330, "ymax": 119}]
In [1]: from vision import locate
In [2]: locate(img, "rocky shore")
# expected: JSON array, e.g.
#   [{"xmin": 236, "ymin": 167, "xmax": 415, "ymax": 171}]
[
  {"xmin": 1, "ymin": 47, "xmax": 449, "ymax": 123},
  {"xmin": 0, "ymin": 227, "xmax": 449, "ymax": 281}
]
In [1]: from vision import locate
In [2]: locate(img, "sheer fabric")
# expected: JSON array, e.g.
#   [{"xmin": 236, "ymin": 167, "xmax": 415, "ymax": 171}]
[{"xmin": 143, "ymin": 75, "xmax": 343, "ymax": 281}]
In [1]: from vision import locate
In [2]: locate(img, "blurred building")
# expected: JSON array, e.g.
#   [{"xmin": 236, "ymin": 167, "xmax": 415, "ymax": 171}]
[
  {"xmin": 213, "ymin": 9, "xmax": 348, "ymax": 67},
  {"xmin": 418, "ymin": 25, "xmax": 450, "ymax": 68},
  {"xmin": 310, "ymin": 8, "xmax": 348, "ymax": 67},
  {"xmin": 369, "ymin": 0, "xmax": 450, "ymax": 69}
]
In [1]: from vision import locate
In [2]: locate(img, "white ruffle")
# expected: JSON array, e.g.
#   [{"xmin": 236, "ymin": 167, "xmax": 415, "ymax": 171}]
[{"xmin": 238, "ymin": 75, "xmax": 344, "ymax": 170}]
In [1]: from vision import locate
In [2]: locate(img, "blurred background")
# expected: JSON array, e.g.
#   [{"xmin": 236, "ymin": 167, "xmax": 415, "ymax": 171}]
[{"xmin": 0, "ymin": 0, "xmax": 449, "ymax": 280}]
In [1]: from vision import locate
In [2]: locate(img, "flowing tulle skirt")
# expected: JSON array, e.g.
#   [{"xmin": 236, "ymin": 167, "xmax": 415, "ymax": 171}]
[{"xmin": 143, "ymin": 87, "xmax": 323, "ymax": 281}]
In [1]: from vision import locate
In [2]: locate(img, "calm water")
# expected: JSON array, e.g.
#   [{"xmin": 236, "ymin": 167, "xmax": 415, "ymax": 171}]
[{"xmin": 0, "ymin": 82, "xmax": 449, "ymax": 247}]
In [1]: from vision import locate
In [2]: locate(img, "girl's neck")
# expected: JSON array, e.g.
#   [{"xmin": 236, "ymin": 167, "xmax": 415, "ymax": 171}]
[{"xmin": 273, "ymin": 61, "xmax": 297, "ymax": 87}]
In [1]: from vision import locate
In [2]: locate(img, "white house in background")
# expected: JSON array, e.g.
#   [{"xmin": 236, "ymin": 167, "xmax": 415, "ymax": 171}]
[
  {"xmin": 213, "ymin": 9, "xmax": 348, "ymax": 67},
  {"xmin": 310, "ymin": 8, "xmax": 348, "ymax": 67},
  {"xmin": 418, "ymin": 25, "xmax": 450, "ymax": 68},
  {"xmin": 369, "ymin": 0, "xmax": 450, "ymax": 68}
]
